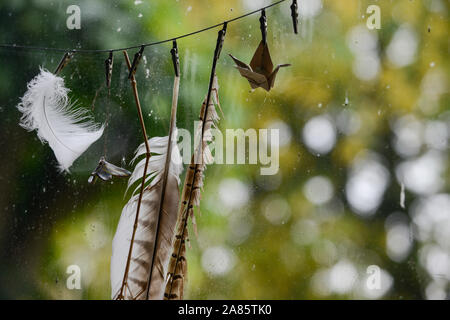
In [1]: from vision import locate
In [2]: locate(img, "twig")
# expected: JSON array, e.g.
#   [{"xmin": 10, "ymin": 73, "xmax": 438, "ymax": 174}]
[{"xmin": 0, "ymin": 0, "xmax": 286, "ymax": 54}]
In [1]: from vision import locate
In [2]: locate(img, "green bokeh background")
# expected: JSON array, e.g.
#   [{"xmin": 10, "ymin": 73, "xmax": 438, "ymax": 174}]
[{"xmin": 0, "ymin": 0, "xmax": 448, "ymax": 299}]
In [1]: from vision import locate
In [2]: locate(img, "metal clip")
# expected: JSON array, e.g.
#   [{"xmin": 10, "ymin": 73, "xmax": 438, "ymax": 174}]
[
  {"xmin": 259, "ymin": 9, "xmax": 267, "ymax": 45},
  {"xmin": 291, "ymin": 0, "xmax": 299, "ymax": 34},
  {"xmin": 54, "ymin": 52, "xmax": 74, "ymax": 74},
  {"xmin": 170, "ymin": 40, "xmax": 180, "ymax": 77},
  {"xmin": 214, "ymin": 22, "xmax": 227, "ymax": 61},
  {"xmin": 105, "ymin": 51, "xmax": 114, "ymax": 89},
  {"xmin": 128, "ymin": 45, "xmax": 145, "ymax": 79}
]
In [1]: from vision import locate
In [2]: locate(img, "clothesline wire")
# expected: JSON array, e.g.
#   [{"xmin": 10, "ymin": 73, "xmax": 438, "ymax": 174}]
[{"xmin": 0, "ymin": 0, "xmax": 287, "ymax": 55}]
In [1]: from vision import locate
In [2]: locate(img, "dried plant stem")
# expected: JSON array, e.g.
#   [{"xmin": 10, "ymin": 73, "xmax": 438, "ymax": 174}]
[
  {"xmin": 116, "ymin": 50, "xmax": 151, "ymax": 300},
  {"xmin": 145, "ymin": 75, "xmax": 180, "ymax": 299}
]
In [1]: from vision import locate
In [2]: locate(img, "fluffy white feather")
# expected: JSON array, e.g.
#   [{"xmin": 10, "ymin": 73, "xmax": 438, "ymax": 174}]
[{"xmin": 17, "ymin": 68, "xmax": 104, "ymax": 172}]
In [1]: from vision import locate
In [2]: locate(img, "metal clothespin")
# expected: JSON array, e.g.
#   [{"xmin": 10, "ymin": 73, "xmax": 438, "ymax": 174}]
[
  {"xmin": 170, "ymin": 40, "xmax": 180, "ymax": 77},
  {"xmin": 259, "ymin": 9, "xmax": 267, "ymax": 45},
  {"xmin": 54, "ymin": 52, "xmax": 74, "ymax": 74},
  {"xmin": 128, "ymin": 45, "xmax": 145, "ymax": 79},
  {"xmin": 291, "ymin": 0, "xmax": 299, "ymax": 34},
  {"xmin": 214, "ymin": 22, "xmax": 227, "ymax": 61},
  {"xmin": 105, "ymin": 51, "xmax": 114, "ymax": 89}
]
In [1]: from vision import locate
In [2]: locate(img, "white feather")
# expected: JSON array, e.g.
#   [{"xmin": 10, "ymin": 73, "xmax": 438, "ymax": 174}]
[
  {"xmin": 111, "ymin": 131, "xmax": 183, "ymax": 300},
  {"xmin": 17, "ymin": 68, "xmax": 104, "ymax": 172}
]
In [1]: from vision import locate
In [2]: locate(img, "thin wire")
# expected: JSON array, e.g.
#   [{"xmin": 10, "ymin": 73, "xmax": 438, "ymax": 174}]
[{"xmin": 0, "ymin": 0, "xmax": 286, "ymax": 54}]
